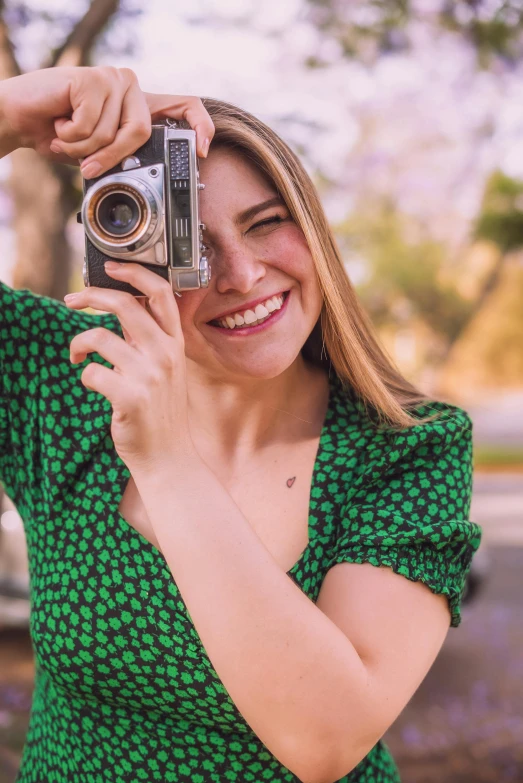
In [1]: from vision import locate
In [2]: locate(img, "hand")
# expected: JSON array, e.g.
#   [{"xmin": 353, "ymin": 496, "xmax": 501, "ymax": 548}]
[
  {"xmin": 64, "ymin": 262, "xmax": 194, "ymax": 475},
  {"xmin": 0, "ymin": 66, "xmax": 214, "ymax": 172}
]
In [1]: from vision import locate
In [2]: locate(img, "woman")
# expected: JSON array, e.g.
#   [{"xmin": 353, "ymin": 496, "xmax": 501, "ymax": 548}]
[{"xmin": 0, "ymin": 66, "xmax": 481, "ymax": 783}]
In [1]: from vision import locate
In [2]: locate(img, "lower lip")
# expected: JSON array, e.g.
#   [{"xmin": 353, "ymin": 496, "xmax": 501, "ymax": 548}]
[{"xmin": 206, "ymin": 291, "xmax": 291, "ymax": 336}]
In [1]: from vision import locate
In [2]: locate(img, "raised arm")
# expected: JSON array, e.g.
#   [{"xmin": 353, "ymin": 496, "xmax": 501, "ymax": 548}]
[{"xmin": 0, "ymin": 66, "xmax": 214, "ymax": 171}]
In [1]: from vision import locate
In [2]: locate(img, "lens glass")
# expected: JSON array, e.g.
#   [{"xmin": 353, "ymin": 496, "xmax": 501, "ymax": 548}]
[{"xmin": 97, "ymin": 192, "xmax": 140, "ymax": 237}]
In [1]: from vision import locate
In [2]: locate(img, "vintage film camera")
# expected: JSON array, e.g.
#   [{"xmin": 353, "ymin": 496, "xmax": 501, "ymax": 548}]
[{"xmin": 78, "ymin": 119, "xmax": 210, "ymax": 298}]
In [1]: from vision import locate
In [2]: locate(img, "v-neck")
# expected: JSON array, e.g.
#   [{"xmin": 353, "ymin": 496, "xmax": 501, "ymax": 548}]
[{"xmin": 105, "ymin": 370, "xmax": 342, "ymax": 578}]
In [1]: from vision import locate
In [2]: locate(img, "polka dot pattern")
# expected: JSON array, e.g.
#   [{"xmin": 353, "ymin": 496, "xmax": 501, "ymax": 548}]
[{"xmin": 0, "ymin": 282, "xmax": 481, "ymax": 782}]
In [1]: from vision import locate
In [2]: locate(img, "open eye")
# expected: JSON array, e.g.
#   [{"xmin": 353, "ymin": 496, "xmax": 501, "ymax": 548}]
[{"xmin": 250, "ymin": 215, "xmax": 285, "ymax": 231}]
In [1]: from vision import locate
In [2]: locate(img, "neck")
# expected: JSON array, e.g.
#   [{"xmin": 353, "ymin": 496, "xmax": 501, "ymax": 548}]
[{"xmin": 185, "ymin": 355, "xmax": 330, "ymax": 470}]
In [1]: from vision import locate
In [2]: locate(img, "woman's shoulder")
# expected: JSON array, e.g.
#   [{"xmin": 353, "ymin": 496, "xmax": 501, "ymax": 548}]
[
  {"xmin": 327, "ymin": 373, "xmax": 472, "ymax": 483},
  {"xmin": 384, "ymin": 398, "xmax": 472, "ymax": 479},
  {"xmin": 0, "ymin": 278, "xmax": 120, "ymax": 344}
]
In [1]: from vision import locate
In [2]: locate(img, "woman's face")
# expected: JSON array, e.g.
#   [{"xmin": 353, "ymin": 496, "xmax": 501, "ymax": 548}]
[{"xmin": 176, "ymin": 146, "xmax": 323, "ymax": 381}]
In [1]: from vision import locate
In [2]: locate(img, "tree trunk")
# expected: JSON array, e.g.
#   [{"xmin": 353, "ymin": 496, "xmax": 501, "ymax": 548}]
[
  {"xmin": 48, "ymin": 0, "xmax": 120, "ymax": 68},
  {"xmin": 437, "ymin": 248, "xmax": 509, "ymax": 369},
  {"xmin": 9, "ymin": 151, "xmax": 76, "ymax": 299}
]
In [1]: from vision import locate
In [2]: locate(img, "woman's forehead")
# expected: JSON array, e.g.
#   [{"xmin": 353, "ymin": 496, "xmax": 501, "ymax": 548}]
[
  {"xmin": 199, "ymin": 148, "xmax": 278, "ymax": 215},
  {"xmin": 199, "ymin": 146, "xmax": 271, "ymax": 187}
]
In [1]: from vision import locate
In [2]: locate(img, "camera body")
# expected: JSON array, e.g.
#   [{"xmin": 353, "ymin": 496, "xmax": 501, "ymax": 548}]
[{"xmin": 78, "ymin": 120, "xmax": 210, "ymax": 297}]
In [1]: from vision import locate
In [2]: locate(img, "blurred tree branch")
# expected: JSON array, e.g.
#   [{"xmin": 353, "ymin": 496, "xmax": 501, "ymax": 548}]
[
  {"xmin": 337, "ymin": 201, "xmax": 472, "ymax": 353},
  {"xmin": 445, "ymin": 169, "xmax": 523, "ymax": 361},
  {"xmin": 334, "ymin": 176, "xmax": 523, "ymax": 374},
  {"xmin": 47, "ymin": 0, "xmax": 119, "ymax": 67},
  {"xmin": 0, "ymin": 2, "xmax": 21, "ymax": 78}
]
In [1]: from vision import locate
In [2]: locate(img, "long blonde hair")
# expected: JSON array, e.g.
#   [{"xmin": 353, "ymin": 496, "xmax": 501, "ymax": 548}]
[{"xmin": 202, "ymin": 97, "xmax": 443, "ymax": 430}]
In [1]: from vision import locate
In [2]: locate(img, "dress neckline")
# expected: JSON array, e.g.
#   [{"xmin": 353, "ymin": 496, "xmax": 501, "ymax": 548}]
[{"xmin": 106, "ymin": 371, "xmax": 344, "ymax": 577}]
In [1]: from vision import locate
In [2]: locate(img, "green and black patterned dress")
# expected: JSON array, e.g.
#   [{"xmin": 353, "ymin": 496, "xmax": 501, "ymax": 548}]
[{"xmin": 0, "ymin": 280, "xmax": 482, "ymax": 783}]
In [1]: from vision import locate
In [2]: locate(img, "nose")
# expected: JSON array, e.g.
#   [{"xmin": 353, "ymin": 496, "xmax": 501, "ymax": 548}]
[{"xmin": 207, "ymin": 240, "xmax": 267, "ymax": 295}]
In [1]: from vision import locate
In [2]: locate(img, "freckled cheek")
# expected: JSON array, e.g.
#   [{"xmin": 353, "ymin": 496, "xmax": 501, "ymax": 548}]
[
  {"xmin": 263, "ymin": 232, "xmax": 313, "ymax": 280},
  {"xmin": 277, "ymin": 234, "xmax": 323, "ymax": 312}
]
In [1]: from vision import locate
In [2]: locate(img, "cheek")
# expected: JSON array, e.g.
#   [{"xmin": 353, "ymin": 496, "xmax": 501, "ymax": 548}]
[{"xmin": 262, "ymin": 226, "xmax": 314, "ymax": 278}]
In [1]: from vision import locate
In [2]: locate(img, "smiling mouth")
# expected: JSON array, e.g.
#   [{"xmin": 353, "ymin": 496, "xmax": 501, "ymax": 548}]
[{"xmin": 206, "ymin": 290, "xmax": 290, "ymax": 331}]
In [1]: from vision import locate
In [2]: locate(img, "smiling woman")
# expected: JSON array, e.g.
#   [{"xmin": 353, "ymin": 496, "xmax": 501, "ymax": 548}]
[
  {"xmin": 192, "ymin": 98, "xmax": 451, "ymax": 426},
  {"xmin": 0, "ymin": 66, "xmax": 481, "ymax": 783}
]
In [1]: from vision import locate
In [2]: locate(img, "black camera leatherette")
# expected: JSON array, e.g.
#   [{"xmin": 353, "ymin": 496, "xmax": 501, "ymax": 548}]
[
  {"xmin": 82, "ymin": 126, "xmax": 166, "ymax": 188},
  {"xmin": 86, "ymin": 238, "xmax": 170, "ymax": 297}
]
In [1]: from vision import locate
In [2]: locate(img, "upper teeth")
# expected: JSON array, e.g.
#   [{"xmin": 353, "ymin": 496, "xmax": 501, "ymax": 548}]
[{"xmin": 217, "ymin": 293, "xmax": 285, "ymax": 329}]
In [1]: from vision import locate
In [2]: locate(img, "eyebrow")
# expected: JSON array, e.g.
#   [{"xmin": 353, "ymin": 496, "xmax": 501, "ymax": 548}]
[{"xmin": 234, "ymin": 196, "xmax": 286, "ymax": 226}]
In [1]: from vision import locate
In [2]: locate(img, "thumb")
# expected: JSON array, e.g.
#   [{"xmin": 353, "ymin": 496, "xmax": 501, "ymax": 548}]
[{"xmin": 144, "ymin": 92, "xmax": 186, "ymax": 122}]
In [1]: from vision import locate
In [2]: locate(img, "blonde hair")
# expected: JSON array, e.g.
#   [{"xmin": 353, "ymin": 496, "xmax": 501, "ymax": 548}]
[{"xmin": 201, "ymin": 97, "xmax": 443, "ymax": 430}]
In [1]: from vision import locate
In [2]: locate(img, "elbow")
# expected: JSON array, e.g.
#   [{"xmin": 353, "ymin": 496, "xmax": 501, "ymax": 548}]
[
  {"xmin": 296, "ymin": 734, "xmax": 382, "ymax": 783},
  {"xmin": 289, "ymin": 745, "xmax": 354, "ymax": 783},
  {"xmin": 279, "ymin": 732, "xmax": 347, "ymax": 783},
  {"xmin": 277, "ymin": 707, "xmax": 384, "ymax": 783}
]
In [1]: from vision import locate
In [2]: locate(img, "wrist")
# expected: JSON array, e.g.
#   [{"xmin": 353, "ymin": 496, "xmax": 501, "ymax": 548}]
[
  {"xmin": 132, "ymin": 442, "xmax": 203, "ymax": 491},
  {"xmin": 0, "ymin": 86, "xmax": 20, "ymax": 159}
]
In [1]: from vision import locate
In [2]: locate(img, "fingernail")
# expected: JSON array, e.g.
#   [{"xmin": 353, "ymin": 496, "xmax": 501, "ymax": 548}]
[
  {"xmin": 50, "ymin": 141, "xmax": 62, "ymax": 154},
  {"xmin": 202, "ymin": 137, "xmax": 210, "ymax": 157},
  {"xmin": 104, "ymin": 261, "xmax": 122, "ymax": 271},
  {"xmin": 64, "ymin": 293, "xmax": 79, "ymax": 301},
  {"xmin": 81, "ymin": 161, "xmax": 103, "ymax": 179}
]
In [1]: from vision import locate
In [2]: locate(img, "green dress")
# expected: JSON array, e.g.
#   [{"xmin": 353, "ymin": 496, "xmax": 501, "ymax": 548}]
[{"xmin": 0, "ymin": 281, "xmax": 482, "ymax": 783}]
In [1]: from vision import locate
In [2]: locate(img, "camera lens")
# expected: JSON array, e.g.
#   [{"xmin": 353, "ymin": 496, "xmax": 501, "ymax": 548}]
[
  {"xmin": 96, "ymin": 192, "xmax": 141, "ymax": 237},
  {"xmin": 84, "ymin": 176, "xmax": 159, "ymax": 253}
]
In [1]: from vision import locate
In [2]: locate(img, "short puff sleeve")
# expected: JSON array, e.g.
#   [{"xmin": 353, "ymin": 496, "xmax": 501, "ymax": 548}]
[
  {"xmin": 0, "ymin": 279, "xmax": 110, "ymax": 505},
  {"xmin": 326, "ymin": 405, "xmax": 482, "ymax": 628}
]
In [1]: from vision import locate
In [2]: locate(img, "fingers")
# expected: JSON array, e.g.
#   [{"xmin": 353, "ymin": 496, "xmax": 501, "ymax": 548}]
[
  {"xmin": 181, "ymin": 98, "xmax": 216, "ymax": 158},
  {"xmin": 64, "ymin": 287, "xmax": 158, "ymax": 353},
  {"xmin": 79, "ymin": 78, "xmax": 151, "ymax": 178},
  {"xmin": 78, "ymin": 361, "xmax": 126, "ymax": 408},
  {"xmin": 145, "ymin": 92, "xmax": 215, "ymax": 158},
  {"xmin": 64, "ymin": 262, "xmax": 181, "ymax": 347},
  {"xmin": 47, "ymin": 67, "xmax": 214, "ymax": 176},
  {"xmin": 52, "ymin": 88, "xmax": 123, "ymax": 161},
  {"xmin": 69, "ymin": 326, "xmax": 137, "ymax": 372},
  {"xmin": 103, "ymin": 262, "xmax": 182, "ymax": 340},
  {"xmin": 53, "ymin": 72, "xmax": 109, "ymax": 143},
  {"xmin": 49, "ymin": 67, "xmax": 150, "ymax": 177}
]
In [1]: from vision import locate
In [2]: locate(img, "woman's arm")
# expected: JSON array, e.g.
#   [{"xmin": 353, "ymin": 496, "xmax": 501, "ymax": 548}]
[
  {"xmin": 0, "ymin": 67, "xmax": 212, "ymax": 172},
  {"xmin": 0, "ymin": 67, "xmax": 152, "ymax": 171},
  {"xmin": 0, "ymin": 100, "xmax": 19, "ymax": 159},
  {"xmin": 134, "ymin": 451, "xmax": 449, "ymax": 783}
]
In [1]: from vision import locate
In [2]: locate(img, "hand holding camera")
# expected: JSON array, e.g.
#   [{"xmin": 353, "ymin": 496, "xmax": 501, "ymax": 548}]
[
  {"xmin": 0, "ymin": 65, "xmax": 215, "ymax": 295},
  {"xmin": 79, "ymin": 120, "xmax": 211, "ymax": 297},
  {"xmin": 0, "ymin": 65, "xmax": 213, "ymax": 171}
]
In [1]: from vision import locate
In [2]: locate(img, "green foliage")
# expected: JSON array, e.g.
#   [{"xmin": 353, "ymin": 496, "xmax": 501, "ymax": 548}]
[
  {"xmin": 335, "ymin": 201, "xmax": 472, "ymax": 344},
  {"xmin": 305, "ymin": 0, "xmax": 410, "ymax": 63},
  {"xmin": 475, "ymin": 170, "xmax": 523, "ymax": 252},
  {"xmin": 440, "ymin": 2, "xmax": 523, "ymax": 66},
  {"xmin": 305, "ymin": 0, "xmax": 523, "ymax": 67}
]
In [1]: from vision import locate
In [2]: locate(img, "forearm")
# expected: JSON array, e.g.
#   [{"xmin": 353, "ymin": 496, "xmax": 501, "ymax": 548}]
[
  {"xmin": 0, "ymin": 87, "xmax": 19, "ymax": 159},
  {"xmin": 134, "ymin": 451, "xmax": 377, "ymax": 782}
]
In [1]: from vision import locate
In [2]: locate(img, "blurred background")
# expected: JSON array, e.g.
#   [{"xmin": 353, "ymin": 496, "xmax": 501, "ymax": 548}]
[{"xmin": 0, "ymin": 1, "xmax": 521, "ymax": 781}]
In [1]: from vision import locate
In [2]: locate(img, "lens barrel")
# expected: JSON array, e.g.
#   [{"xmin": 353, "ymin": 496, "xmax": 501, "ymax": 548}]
[
  {"xmin": 82, "ymin": 172, "xmax": 162, "ymax": 255},
  {"xmin": 96, "ymin": 192, "xmax": 141, "ymax": 237}
]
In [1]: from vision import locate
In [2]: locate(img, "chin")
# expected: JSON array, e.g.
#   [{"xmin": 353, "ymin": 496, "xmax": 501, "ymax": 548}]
[
  {"xmin": 232, "ymin": 361, "xmax": 295, "ymax": 381},
  {"xmin": 215, "ymin": 349, "xmax": 302, "ymax": 382}
]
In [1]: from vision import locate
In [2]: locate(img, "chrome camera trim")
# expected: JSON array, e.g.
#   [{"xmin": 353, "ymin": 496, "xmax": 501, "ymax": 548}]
[{"xmin": 81, "ymin": 165, "xmax": 166, "ymax": 260}]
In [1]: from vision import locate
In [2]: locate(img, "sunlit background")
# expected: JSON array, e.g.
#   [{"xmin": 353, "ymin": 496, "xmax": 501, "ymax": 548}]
[{"xmin": 0, "ymin": 1, "xmax": 522, "ymax": 781}]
